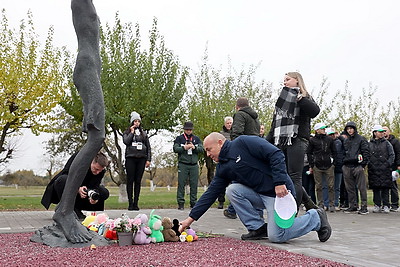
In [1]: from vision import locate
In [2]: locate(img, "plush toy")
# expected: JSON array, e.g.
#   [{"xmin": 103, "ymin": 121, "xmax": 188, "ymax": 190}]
[
  {"xmin": 161, "ymin": 217, "xmax": 179, "ymax": 242},
  {"xmin": 179, "ymin": 228, "xmax": 198, "ymax": 242},
  {"xmin": 94, "ymin": 213, "xmax": 109, "ymax": 235},
  {"xmin": 148, "ymin": 209, "xmax": 164, "ymax": 243},
  {"xmin": 133, "ymin": 214, "xmax": 152, "ymax": 245},
  {"xmin": 179, "ymin": 232, "xmax": 187, "ymax": 242},
  {"xmin": 95, "ymin": 213, "xmax": 109, "ymax": 224},
  {"xmin": 82, "ymin": 213, "xmax": 109, "ymax": 233},
  {"xmin": 186, "ymin": 228, "xmax": 198, "ymax": 242},
  {"xmin": 105, "ymin": 229, "xmax": 118, "ymax": 240},
  {"xmin": 103, "ymin": 218, "xmax": 118, "ymax": 240},
  {"xmin": 82, "ymin": 214, "xmax": 96, "ymax": 228},
  {"xmin": 172, "ymin": 219, "xmax": 181, "ymax": 236}
]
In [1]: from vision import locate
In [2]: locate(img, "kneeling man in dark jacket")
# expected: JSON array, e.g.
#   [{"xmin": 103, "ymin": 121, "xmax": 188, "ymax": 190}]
[
  {"xmin": 41, "ymin": 152, "xmax": 110, "ymax": 219},
  {"xmin": 180, "ymin": 133, "xmax": 332, "ymax": 243}
]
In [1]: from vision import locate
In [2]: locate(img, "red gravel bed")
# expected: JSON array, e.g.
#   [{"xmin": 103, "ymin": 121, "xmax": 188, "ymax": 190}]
[{"xmin": 0, "ymin": 233, "xmax": 349, "ymax": 266}]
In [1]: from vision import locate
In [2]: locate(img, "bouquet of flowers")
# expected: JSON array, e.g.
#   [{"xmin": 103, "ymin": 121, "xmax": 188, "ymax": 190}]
[{"xmin": 107, "ymin": 213, "xmax": 141, "ymax": 233}]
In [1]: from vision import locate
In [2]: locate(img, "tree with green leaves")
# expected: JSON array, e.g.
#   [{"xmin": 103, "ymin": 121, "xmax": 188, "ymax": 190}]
[
  {"xmin": 0, "ymin": 9, "xmax": 70, "ymax": 165},
  {"xmin": 57, "ymin": 15, "xmax": 188, "ymax": 185},
  {"xmin": 313, "ymin": 79, "xmax": 383, "ymax": 137},
  {"xmin": 184, "ymin": 50, "xmax": 275, "ymax": 183}
]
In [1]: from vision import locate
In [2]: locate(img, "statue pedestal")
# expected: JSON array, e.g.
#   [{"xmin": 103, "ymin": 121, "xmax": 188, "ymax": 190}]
[{"xmin": 30, "ymin": 223, "xmax": 112, "ymax": 248}]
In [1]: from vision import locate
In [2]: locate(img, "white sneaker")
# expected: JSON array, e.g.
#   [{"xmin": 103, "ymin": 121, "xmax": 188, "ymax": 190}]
[
  {"xmin": 372, "ymin": 205, "xmax": 381, "ymax": 213},
  {"xmin": 383, "ymin": 206, "xmax": 390, "ymax": 213}
]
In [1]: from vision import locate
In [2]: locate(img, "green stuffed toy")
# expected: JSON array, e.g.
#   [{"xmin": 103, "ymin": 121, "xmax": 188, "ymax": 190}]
[{"xmin": 148, "ymin": 209, "xmax": 164, "ymax": 243}]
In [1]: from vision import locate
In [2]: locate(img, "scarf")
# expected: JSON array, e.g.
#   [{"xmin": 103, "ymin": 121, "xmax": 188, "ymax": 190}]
[{"xmin": 273, "ymin": 87, "xmax": 301, "ymax": 146}]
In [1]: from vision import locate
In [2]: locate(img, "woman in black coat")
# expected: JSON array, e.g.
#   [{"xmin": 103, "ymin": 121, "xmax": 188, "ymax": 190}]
[
  {"xmin": 266, "ymin": 72, "xmax": 320, "ymax": 210},
  {"xmin": 123, "ymin": 111, "xmax": 151, "ymax": 211},
  {"xmin": 368, "ymin": 125, "xmax": 394, "ymax": 213}
]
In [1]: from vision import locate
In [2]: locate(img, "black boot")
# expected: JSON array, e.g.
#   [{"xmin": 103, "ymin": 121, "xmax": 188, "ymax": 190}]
[
  {"xmin": 128, "ymin": 199, "xmax": 134, "ymax": 211},
  {"xmin": 241, "ymin": 223, "xmax": 268, "ymax": 240},
  {"xmin": 316, "ymin": 208, "xmax": 331, "ymax": 242},
  {"xmin": 217, "ymin": 202, "xmax": 224, "ymax": 209},
  {"xmin": 132, "ymin": 201, "xmax": 140, "ymax": 211}
]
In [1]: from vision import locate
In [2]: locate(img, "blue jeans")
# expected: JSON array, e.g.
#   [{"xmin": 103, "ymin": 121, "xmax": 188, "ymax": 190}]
[
  {"xmin": 226, "ymin": 183, "xmax": 321, "ymax": 243},
  {"xmin": 334, "ymin": 172, "xmax": 342, "ymax": 207},
  {"xmin": 302, "ymin": 165, "xmax": 316, "ymax": 203}
]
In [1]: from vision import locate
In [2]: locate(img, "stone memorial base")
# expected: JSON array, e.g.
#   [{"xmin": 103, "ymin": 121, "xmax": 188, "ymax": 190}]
[{"xmin": 30, "ymin": 223, "xmax": 112, "ymax": 248}]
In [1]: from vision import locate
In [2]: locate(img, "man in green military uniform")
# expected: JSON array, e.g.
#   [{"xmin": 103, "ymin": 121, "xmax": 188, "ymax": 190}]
[{"xmin": 173, "ymin": 121, "xmax": 204, "ymax": 210}]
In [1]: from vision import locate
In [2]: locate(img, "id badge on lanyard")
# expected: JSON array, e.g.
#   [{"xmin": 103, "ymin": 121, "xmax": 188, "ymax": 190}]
[{"xmin": 132, "ymin": 142, "xmax": 143, "ymax": 150}]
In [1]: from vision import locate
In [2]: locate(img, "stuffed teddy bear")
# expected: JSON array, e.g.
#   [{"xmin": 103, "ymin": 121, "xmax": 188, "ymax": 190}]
[
  {"xmin": 161, "ymin": 217, "xmax": 179, "ymax": 242},
  {"xmin": 172, "ymin": 219, "xmax": 181, "ymax": 236},
  {"xmin": 148, "ymin": 209, "xmax": 164, "ymax": 243},
  {"xmin": 133, "ymin": 214, "xmax": 152, "ymax": 245}
]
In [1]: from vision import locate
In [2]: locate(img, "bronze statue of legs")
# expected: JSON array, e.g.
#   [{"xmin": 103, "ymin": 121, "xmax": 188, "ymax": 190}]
[{"xmin": 53, "ymin": 0, "xmax": 105, "ymax": 243}]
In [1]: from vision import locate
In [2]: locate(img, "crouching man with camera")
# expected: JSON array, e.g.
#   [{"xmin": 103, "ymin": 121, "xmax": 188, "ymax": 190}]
[{"xmin": 41, "ymin": 151, "xmax": 110, "ymax": 220}]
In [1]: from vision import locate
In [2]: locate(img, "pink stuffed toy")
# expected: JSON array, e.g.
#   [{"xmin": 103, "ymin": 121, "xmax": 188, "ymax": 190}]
[{"xmin": 133, "ymin": 214, "xmax": 152, "ymax": 245}]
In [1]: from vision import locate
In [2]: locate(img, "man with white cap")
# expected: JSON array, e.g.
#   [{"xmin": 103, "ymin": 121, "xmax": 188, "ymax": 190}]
[{"xmin": 307, "ymin": 122, "xmax": 336, "ymax": 212}]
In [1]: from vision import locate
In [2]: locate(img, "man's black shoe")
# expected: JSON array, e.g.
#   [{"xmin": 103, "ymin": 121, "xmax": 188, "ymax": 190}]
[
  {"xmin": 343, "ymin": 207, "xmax": 358, "ymax": 213},
  {"xmin": 316, "ymin": 208, "xmax": 331, "ymax": 242},
  {"xmin": 217, "ymin": 202, "xmax": 224, "ymax": 209},
  {"xmin": 178, "ymin": 204, "xmax": 184, "ymax": 210},
  {"xmin": 241, "ymin": 223, "xmax": 268, "ymax": 240},
  {"xmin": 223, "ymin": 209, "xmax": 237, "ymax": 219}
]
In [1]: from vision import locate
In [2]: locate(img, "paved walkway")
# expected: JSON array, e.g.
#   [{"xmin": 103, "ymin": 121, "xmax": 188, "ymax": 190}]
[{"xmin": 0, "ymin": 207, "xmax": 398, "ymax": 267}]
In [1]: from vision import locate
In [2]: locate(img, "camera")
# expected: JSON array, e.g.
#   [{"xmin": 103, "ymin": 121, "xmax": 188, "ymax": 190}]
[{"xmin": 84, "ymin": 188, "xmax": 100, "ymax": 201}]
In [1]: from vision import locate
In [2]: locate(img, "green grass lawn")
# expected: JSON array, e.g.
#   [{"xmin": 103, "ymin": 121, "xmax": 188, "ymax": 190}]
[
  {"xmin": 0, "ymin": 186, "xmax": 211, "ymax": 211},
  {"xmin": 0, "ymin": 185, "xmax": 377, "ymax": 211}
]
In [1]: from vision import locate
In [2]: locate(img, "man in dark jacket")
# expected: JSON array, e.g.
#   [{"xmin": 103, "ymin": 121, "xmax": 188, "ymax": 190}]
[
  {"xmin": 383, "ymin": 126, "xmax": 400, "ymax": 211},
  {"xmin": 173, "ymin": 121, "xmax": 204, "ymax": 210},
  {"xmin": 231, "ymin": 97, "xmax": 260, "ymax": 140},
  {"xmin": 179, "ymin": 133, "xmax": 332, "ymax": 243},
  {"xmin": 41, "ymin": 152, "xmax": 110, "ymax": 219},
  {"xmin": 224, "ymin": 97, "xmax": 261, "ymax": 219},
  {"xmin": 327, "ymin": 128, "xmax": 346, "ymax": 210},
  {"xmin": 342, "ymin": 121, "xmax": 370, "ymax": 215},
  {"xmin": 307, "ymin": 123, "xmax": 336, "ymax": 212}
]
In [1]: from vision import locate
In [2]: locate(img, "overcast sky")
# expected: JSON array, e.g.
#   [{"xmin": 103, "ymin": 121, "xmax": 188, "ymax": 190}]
[{"xmin": 2, "ymin": 0, "xmax": 399, "ymax": 175}]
